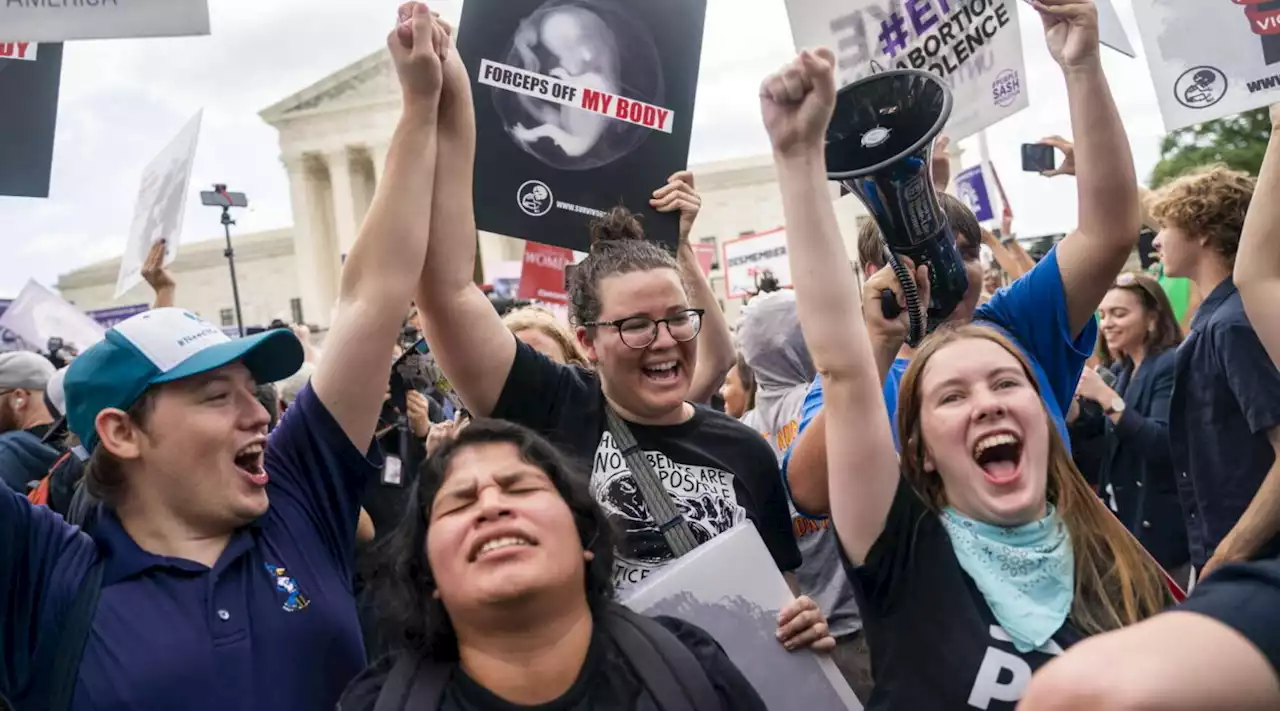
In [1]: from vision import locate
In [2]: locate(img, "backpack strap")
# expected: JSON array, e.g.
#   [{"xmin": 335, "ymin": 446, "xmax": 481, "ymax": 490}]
[
  {"xmin": 604, "ymin": 606, "xmax": 721, "ymax": 711},
  {"xmin": 372, "ymin": 653, "xmax": 451, "ymax": 711},
  {"xmin": 47, "ymin": 560, "xmax": 104, "ymax": 711},
  {"xmin": 603, "ymin": 407, "xmax": 699, "ymax": 557}
]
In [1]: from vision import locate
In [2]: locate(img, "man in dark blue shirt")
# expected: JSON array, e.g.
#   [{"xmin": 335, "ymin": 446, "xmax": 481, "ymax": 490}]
[
  {"xmin": 0, "ymin": 9, "xmax": 452, "ymax": 709},
  {"xmin": 1150, "ymin": 166, "xmax": 1280, "ymax": 580}
]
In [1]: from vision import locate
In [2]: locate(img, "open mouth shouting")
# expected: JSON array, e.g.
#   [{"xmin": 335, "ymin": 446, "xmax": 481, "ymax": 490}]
[
  {"xmin": 469, "ymin": 529, "xmax": 539, "ymax": 563},
  {"xmin": 641, "ymin": 360, "xmax": 681, "ymax": 384},
  {"xmin": 234, "ymin": 440, "xmax": 269, "ymax": 487},
  {"xmin": 972, "ymin": 431, "xmax": 1023, "ymax": 486}
]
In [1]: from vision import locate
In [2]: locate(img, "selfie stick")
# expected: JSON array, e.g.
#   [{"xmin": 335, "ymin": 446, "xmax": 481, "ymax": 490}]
[{"xmin": 201, "ymin": 185, "xmax": 250, "ymax": 338}]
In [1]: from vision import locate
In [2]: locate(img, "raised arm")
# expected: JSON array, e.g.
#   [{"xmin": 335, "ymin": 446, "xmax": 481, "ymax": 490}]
[
  {"xmin": 1235, "ymin": 103, "xmax": 1280, "ymax": 367},
  {"xmin": 412, "ymin": 22, "xmax": 518, "ymax": 419},
  {"xmin": 651, "ymin": 171, "xmax": 735, "ymax": 403},
  {"xmin": 761, "ymin": 49, "xmax": 901, "ymax": 564},
  {"xmin": 141, "ymin": 239, "xmax": 176, "ymax": 309},
  {"xmin": 311, "ymin": 3, "xmax": 445, "ymax": 447},
  {"xmin": 1035, "ymin": 1, "xmax": 1140, "ymax": 337}
]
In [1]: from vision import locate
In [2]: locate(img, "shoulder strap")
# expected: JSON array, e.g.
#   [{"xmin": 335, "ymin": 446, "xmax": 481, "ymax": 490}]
[
  {"xmin": 603, "ymin": 407, "xmax": 699, "ymax": 557},
  {"xmin": 47, "ymin": 560, "xmax": 104, "ymax": 711},
  {"xmin": 372, "ymin": 653, "xmax": 450, "ymax": 711},
  {"xmin": 605, "ymin": 606, "xmax": 721, "ymax": 711}
]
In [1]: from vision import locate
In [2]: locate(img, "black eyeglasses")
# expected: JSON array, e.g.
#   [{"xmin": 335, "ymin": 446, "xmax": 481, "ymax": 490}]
[{"xmin": 586, "ymin": 308, "xmax": 705, "ymax": 349}]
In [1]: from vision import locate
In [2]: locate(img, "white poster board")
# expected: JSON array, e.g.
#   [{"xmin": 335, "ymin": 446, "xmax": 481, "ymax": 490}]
[
  {"xmin": 722, "ymin": 228, "xmax": 791, "ymax": 299},
  {"xmin": 1131, "ymin": 0, "xmax": 1280, "ymax": 131},
  {"xmin": 115, "ymin": 110, "xmax": 202, "ymax": 299},
  {"xmin": 0, "ymin": 0, "xmax": 210, "ymax": 43},
  {"xmin": 0, "ymin": 280, "xmax": 105, "ymax": 354},
  {"xmin": 783, "ymin": 0, "xmax": 1029, "ymax": 140},
  {"xmin": 622, "ymin": 524, "xmax": 862, "ymax": 711}
]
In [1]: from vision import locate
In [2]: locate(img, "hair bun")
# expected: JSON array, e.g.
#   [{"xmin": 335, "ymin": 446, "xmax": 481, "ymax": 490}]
[{"xmin": 588, "ymin": 206, "xmax": 645, "ymax": 250}]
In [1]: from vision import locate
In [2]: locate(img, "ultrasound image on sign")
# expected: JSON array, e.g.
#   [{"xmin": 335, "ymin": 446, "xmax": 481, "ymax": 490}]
[{"xmin": 458, "ymin": 0, "xmax": 706, "ymax": 251}]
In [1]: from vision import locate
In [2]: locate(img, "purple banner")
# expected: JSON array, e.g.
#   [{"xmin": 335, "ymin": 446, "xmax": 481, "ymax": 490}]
[
  {"xmin": 86, "ymin": 303, "xmax": 150, "ymax": 328},
  {"xmin": 955, "ymin": 164, "xmax": 995, "ymax": 223}
]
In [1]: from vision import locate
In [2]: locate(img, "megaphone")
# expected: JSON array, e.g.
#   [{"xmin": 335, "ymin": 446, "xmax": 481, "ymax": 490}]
[{"xmin": 826, "ymin": 69, "xmax": 969, "ymax": 347}]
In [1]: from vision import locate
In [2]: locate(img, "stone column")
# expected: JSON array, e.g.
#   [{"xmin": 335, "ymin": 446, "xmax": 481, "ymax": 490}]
[
  {"xmin": 282, "ymin": 154, "xmax": 327, "ymax": 328},
  {"xmin": 326, "ymin": 147, "xmax": 360, "ymax": 258}
]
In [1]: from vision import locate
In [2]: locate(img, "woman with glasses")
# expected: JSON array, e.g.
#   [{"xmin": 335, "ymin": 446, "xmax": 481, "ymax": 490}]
[
  {"xmin": 1068, "ymin": 272, "xmax": 1190, "ymax": 584},
  {"xmin": 412, "ymin": 71, "xmax": 828, "ymax": 651}
]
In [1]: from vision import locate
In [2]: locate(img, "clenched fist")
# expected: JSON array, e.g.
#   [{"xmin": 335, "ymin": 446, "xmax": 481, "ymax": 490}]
[{"xmin": 760, "ymin": 48, "xmax": 837, "ymax": 158}]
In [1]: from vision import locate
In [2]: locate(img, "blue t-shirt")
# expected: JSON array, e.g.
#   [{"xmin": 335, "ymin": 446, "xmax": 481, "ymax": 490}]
[
  {"xmin": 784, "ymin": 247, "xmax": 1095, "ymax": 499},
  {"xmin": 1, "ymin": 383, "xmax": 381, "ymax": 711}
]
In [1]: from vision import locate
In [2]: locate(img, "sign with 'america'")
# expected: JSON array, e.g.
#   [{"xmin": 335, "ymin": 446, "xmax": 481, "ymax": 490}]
[{"xmin": 0, "ymin": 0, "xmax": 210, "ymax": 43}]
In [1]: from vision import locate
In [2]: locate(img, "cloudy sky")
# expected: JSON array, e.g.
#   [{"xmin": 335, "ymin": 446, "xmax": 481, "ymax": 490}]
[{"xmin": 0, "ymin": 0, "xmax": 1170, "ymax": 299}]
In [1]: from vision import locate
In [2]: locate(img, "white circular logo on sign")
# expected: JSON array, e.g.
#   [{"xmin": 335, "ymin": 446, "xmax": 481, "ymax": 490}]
[
  {"xmin": 861, "ymin": 127, "xmax": 891, "ymax": 148},
  {"xmin": 517, "ymin": 180, "xmax": 554, "ymax": 217}
]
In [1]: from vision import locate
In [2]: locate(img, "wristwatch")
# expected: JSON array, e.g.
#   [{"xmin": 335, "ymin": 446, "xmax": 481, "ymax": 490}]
[{"xmin": 1104, "ymin": 396, "xmax": 1126, "ymax": 416}]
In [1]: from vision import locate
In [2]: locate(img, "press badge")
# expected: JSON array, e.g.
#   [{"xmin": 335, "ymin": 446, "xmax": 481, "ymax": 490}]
[{"xmin": 382, "ymin": 456, "xmax": 403, "ymax": 486}]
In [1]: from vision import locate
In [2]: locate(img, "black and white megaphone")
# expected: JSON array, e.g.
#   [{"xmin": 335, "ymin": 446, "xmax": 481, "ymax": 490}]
[{"xmin": 826, "ymin": 68, "xmax": 969, "ymax": 347}]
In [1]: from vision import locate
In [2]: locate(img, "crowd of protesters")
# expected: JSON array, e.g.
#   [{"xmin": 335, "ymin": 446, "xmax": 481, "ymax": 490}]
[{"xmin": 2, "ymin": 2, "xmax": 1280, "ymax": 710}]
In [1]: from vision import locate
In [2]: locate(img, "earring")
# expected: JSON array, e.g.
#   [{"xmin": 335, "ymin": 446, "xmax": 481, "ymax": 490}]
[
  {"xmin": 584, "ymin": 550, "xmax": 595, "ymax": 561},
  {"xmin": 14, "ymin": 399, "xmax": 22, "ymax": 408}
]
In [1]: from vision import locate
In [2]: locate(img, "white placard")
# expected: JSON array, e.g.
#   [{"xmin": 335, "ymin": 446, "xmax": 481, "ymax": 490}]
[
  {"xmin": 1132, "ymin": 0, "xmax": 1280, "ymax": 131},
  {"xmin": 0, "ymin": 41, "xmax": 38, "ymax": 61},
  {"xmin": 0, "ymin": 0, "xmax": 209, "ymax": 43},
  {"xmin": 722, "ymin": 228, "xmax": 791, "ymax": 300},
  {"xmin": 784, "ymin": 0, "xmax": 1029, "ymax": 141},
  {"xmin": 115, "ymin": 110, "xmax": 202, "ymax": 299},
  {"xmin": 623, "ymin": 524, "xmax": 862, "ymax": 711},
  {"xmin": 0, "ymin": 280, "xmax": 105, "ymax": 355}
]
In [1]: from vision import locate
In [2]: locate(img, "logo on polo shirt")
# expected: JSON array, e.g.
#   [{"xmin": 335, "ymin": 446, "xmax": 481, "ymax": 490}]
[{"xmin": 264, "ymin": 563, "xmax": 310, "ymax": 612}]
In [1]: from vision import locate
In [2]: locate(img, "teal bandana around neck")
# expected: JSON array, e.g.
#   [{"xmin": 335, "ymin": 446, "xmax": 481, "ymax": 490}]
[{"xmin": 939, "ymin": 505, "xmax": 1074, "ymax": 653}]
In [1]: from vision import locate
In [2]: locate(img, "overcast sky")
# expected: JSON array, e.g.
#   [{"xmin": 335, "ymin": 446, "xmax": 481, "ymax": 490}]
[{"xmin": 0, "ymin": 0, "xmax": 1168, "ymax": 299}]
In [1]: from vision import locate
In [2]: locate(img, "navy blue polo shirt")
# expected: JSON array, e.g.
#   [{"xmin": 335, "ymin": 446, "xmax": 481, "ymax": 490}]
[
  {"xmin": 1, "ymin": 383, "xmax": 381, "ymax": 710},
  {"xmin": 1170, "ymin": 277, "xmax": 1280, "ymax": 568}
]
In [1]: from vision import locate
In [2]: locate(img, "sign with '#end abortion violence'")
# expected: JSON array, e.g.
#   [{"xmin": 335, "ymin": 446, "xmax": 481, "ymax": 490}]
[
  {"xmin": 479, "ymin": 59, "xmax": 675, "ymax": 133},
  {"xmin": 458, "ymin": 0, "xmax": 707, "ymax": 253}
]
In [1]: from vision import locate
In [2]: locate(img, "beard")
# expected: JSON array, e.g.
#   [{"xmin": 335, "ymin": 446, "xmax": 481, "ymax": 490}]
[{"xmin": 0, "ymin": 397, "xmax": 21, "ymax": 434}]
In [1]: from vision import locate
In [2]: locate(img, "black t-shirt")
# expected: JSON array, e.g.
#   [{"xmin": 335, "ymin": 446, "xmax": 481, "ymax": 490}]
[
  {"xmin": 843, "ymin": 480, "xmax": 1085, "ymax": 711},
  {"xmin": 1180, "ymin": 555, "xmax": 1280, "ymax": 679},
  {"xmin": 493, "ymin": 341, "xmax": 800, "ymax": 593},
  {"xmin": 339, "ymin": 616, "xmax": 767, "ymax": 711}
]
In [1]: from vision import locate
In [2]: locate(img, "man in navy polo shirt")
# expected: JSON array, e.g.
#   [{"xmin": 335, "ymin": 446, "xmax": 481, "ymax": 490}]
[{"xmin": 0, "ymin": 6, "xmax": 451, "ymax": 709}]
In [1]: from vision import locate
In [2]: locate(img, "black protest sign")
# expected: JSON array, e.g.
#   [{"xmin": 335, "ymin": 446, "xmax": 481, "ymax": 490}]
[
  {"xmin": 457, "ymin": 0, "xmax": 706, "ymax": 251},
  {"xmin": 0, "ymin": 42, "xmax": 62, "ymax": 198}
]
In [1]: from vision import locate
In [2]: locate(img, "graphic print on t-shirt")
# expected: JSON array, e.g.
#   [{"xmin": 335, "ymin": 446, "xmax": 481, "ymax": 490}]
[
  {"xmin": 968, "ymin": 625, "xmax": 1064, "ymax": 709},
  {"xmin": 591, "ymin": 430, "xmax": 747, "ymax": 590}
]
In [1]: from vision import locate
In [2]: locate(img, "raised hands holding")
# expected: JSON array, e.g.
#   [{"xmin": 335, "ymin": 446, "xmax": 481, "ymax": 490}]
[
  {"xmin": 760, "ymin": 48, "xmax": 837, "ymax": 158},
  {"xmin": 390, "ymin": 2, "xmax": 451, "ymax": 113}
]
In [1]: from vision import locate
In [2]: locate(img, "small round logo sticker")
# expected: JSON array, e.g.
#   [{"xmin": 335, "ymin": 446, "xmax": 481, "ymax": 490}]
[
  {"xmin": 517, "ymin": 180, "xmax": 554, "ymax": 217},
  {"xmin": 1174, "ymin": 66, "xmax": 1227, "ymax": 110},
  {"xmin": 861, "ymin": 127, "xmax": 891, "ymax": 148}
]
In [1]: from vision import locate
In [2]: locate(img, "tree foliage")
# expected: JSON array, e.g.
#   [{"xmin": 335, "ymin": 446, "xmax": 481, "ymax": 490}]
[{"xmin": 1150, "ymin": 108, "xmax": 1271, "ymax": 187}]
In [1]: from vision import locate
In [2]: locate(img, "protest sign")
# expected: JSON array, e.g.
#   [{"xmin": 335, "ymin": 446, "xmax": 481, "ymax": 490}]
[
  {"xmin": 0, "ymin": 41, "xmax": 61, "ymax": 198},
  {"xmin": 955, "ymin": 164, "xmax": 995, "ymax": 222},
  {"xmin": 0, "ymin": 280, "xmax": 105, "ymax": 355},
  {"xmin": 783, "ymin": 0, "xmax": 1029, "ymax": 141},
  {"xmin": 623, "ymin": 524, "xmax": 862, "ymax": 711},
  {"xmin": 0, "ymin": 0, "xmax": 209, "ymax": 42},
  {"xmin": 722, "ymin": 228, "xmax": 791, "ymax": 299},
  {"xmin": 115, "ymin": 110, "xmax": 203, "ymax": 299},
  {"xmin": 458, "ymin": 0, "xmax": 706, "ymax": 251},
  {"xmin": 693, "ymin": 242, "xmax": 716, "ymax": 277},
  {"xmin": 517, "ymin": 241, "xmax": 574, "ymax": 304},
  {"xmin": 87, "ymin": 304, "xmax": 150, "ymax": 328},
  {"xmin": 1132, "ymin": 0, "xmax": 1280, "ymax": 131}
]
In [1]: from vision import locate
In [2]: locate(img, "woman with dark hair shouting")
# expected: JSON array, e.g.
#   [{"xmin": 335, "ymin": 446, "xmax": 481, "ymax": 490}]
[
  {"xmin": 339, "ymin": 419, "xmax": 767, "ymax": 710},
  {"xmin": 1069, "ymin": 271, "xmax": 1189, "ymax": 583},
  {"xmin": 761, "ymin": 31, "xmax": 1172, "ymax": 711},
  {"xmin": 412, "ymin": 35, "xmax": 829, "ymax": 652}
]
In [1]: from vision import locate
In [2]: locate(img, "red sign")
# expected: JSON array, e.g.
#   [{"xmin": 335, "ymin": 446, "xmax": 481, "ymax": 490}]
[
  {"xmin": 693, "ymin": 243, "xmax": 716, "ymax": 277},
  {"xmin": 518, "ymin": 242, "xmax": 574, "ymax": 305}
]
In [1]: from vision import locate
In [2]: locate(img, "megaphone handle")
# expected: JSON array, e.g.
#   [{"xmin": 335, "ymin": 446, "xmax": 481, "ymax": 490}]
[{"xmin": 880, "ymin": 290, "xmax": 903, "ymax": 320}]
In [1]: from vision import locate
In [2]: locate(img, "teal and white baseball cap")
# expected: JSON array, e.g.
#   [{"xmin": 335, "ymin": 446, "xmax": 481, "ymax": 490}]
[{"xmin": 64, "ymin": 308, "xmax": 304, "ymax": 453}]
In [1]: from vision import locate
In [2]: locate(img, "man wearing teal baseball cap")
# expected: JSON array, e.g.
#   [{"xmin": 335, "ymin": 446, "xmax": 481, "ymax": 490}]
[{"xmin": 0, "ymin": 5, "xmax": 454, "ymax": 710}]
